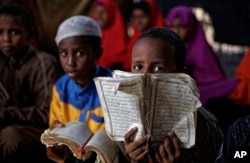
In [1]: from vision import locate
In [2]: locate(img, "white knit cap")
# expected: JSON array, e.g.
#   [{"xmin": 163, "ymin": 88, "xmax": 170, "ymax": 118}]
[{"xmin": 55, "ymin": 15, "xmax": 102, "ymax": 45}]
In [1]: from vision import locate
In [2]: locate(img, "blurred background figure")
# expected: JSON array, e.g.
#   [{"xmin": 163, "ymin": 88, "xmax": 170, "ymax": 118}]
[
  {"xmin": 166, "ymin": 5, "xmax": 238, "ymax": 106},
  {"xmin": 216, "ymin": 115, "xmax": 250, "ymax": 163},
  {"xmin": 166, "ymin": 5, "xmax": 250, "ymax": 133},
  {"xmin": 0, "ymin": 3, "xmax": 59, "ymax": 162},
  {"xmin": 124, "ymin": 0, "xmax": 165, "ymax": 71},
  {"xmin": 229, "ymin": 48, "xmax": 250, "ymax": 105},
  {"xmin": 91, "ymin": 0, "xmax": 128, "ymax": 70}
]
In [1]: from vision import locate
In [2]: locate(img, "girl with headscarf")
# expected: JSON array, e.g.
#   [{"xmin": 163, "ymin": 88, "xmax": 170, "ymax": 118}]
[
  {"xmin": 166, "ymin": 5, "xmax": 238, "ymax": 105},
  {"xmin": 91, "ymin": 0, "xmax": 128, "ymax": 70},
  {"xmin": 124, "ymin": 0, "xmax": 165, "ymax": 71}
]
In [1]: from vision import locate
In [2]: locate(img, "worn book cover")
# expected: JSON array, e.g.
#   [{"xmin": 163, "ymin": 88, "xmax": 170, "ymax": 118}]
[
  {"xmin": 40, "ymin": 121, "xmax": 119, "ymax": 163},
  {"xmin": 94, "ymin": 70, "xmax": 201, "ymax": 148}
]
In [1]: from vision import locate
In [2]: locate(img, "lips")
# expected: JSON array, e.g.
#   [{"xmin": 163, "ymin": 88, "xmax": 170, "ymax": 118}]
[
  {"xmin": 66, "ymin": 68, "xmax": 77, "ymax": 78},
  {"xmin": 1, "ymin": 46, "xmax": 13, "ymax": 53}
]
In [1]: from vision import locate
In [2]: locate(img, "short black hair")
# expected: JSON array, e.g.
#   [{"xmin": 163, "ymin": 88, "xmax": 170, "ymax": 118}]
[
  {"xmin": 138, "ymin": 27, "xmax": 186, "ymax": 71},
  {"xmin": 0, "ymin": 3, "xmax": 32, "ymax": 31}
]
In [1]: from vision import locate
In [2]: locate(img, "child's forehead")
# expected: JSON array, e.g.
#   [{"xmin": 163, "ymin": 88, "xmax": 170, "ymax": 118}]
[
  {"xmin": 0, "ymin": 13, "xmax": 24, "ymax": 25},
  {"xmin": 135, "ymin": 37, "xmax": 172, "ymax": 51},
  {"xmin": 133, "ymin": 37, "xmax": 175, "ymax": 61}
]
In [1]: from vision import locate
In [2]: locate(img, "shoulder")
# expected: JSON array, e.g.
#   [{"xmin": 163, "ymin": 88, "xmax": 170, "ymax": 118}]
[
  {"xmin": 196, "ymin": 107, "xmax": 223, "ymax": 135},
  {"xmin": 189, "ymin": 107, "xmax": 224, "ymax": 162},
  {"xmin": 54, "ymin": 74, "xmax": 72, "ymax": 92},
  {"xmin": 227, "ymin": 115, "xmax": 250, "ymax": 146},
  {"xmin": 29, "ymin": 47, "xmax": 58, "ymax": 65},
  {"xmin": 96, "ymin": 66, "xmax": 112, "ymax": 77}
]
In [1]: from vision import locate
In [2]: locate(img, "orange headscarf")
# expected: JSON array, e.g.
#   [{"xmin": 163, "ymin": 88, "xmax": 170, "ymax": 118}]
[
  {"xmin": 229, "ymin": 48, "xmax": 250, "ymax": 105},
  {"xmin": 124, "ymin": 0, "xmax": 165, "ymax": 71},
  {"xmin": 91, "ymin": 0, "xmax": 128, "ymax": 70}
]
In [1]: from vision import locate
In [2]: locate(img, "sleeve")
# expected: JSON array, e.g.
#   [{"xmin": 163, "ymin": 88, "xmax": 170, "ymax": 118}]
[
  {"xmin": 49, "ymin": 85, "xmax": 64, "ymax": 127},
  {"xmin": 0, "ymin": 54, "xmax": 60, "ymax": 128},
  {"xmin": 47, "ymin": 85, "xmax": 69, "ymax": 162}
]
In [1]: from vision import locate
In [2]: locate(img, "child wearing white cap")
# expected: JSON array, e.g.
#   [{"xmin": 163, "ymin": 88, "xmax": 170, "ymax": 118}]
[{"xmin": 48, "ymin": 15, "xmax": 112, "ymax": 162}]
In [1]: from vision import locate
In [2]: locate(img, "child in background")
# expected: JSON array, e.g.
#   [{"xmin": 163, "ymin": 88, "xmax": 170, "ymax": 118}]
[
  {"xmin": 91, "ymin": 0, "xmax": 128, "ymax": 70},
  {"xmin": 124, "ymin": 27, "xmax": 223, "ymax": 163},
  {"xmin": 0, "ymin": 3, "xmax": 59, "ymax": 162},
  {"xmin": 124, "ymin": 0, "xmax": 165, "ymax": 71},
  {"xmin": 166, "ymin": 5, "xmax": 250, "ymax": 133},
  {"xmin": 166, "ymin": 6, "xmax": 238, "ymax": 106},
  {"xmin": 48, "ymin": 15, "xmax": 112, "ymax": 162}
]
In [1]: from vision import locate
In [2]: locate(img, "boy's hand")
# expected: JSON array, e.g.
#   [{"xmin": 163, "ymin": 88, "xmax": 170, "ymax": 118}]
[
  {"xmin": 124, "ymin": 127, "xmax": 150, "ymax": 161},
  {"xmin": 50, "ymin": 120, "xmax": 65, "ymax": 129},
  {"xmin": 154, "ymin": 132, "xmax": 185, "ymax": 163}
]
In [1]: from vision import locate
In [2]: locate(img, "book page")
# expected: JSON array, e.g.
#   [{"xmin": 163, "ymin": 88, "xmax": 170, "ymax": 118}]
[
  {"xmin": 84, "ymin": 130, "xmax": 119, "ymax": 163},
  {"xmin": 94, "ymin": 76, "xmax": 145, "ymax": 141},
  {"xmin": 149, "ymin": 73, "xmax": 201, "ymax": 148}
]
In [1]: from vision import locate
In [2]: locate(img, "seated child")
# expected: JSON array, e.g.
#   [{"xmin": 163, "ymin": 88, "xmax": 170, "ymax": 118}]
[
  {"xmin": 0, "ymin": 3, "xmax": 59, "ymax": 162},
  {"xmin": 216, "ymin": 115, "xmax": 250, "ymax": 163},
  {"xmin": 124, "ymin": 27, "xmax": 223, "ymax": 163},
  {"xmin": 48, "ymin": 15, "xmax": 112, "ymax": 162}
]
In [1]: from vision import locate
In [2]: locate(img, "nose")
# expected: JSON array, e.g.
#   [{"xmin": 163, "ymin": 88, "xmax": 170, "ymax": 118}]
[
  {"xmin": 67, "ymin": 55, "xmax": 76, "ymax": 66},
  {"xmin": 141, "ymin": 66, "xmax": 151, "ymax": 74},
  {"xmin": 2, "ymin": 32, "xmax": 10, "ymax": 42}
]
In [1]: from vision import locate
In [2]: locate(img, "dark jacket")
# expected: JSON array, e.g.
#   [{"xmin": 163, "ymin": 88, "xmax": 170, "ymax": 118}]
[{"xmin": 0, "ymin": 46, "xmax": 60, "ymax": 129}]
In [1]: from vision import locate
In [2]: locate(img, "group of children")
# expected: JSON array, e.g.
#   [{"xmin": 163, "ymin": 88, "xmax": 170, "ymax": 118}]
[{"xmin": 1, "ymin": 1, "xmax": 250, "ymax": 163}]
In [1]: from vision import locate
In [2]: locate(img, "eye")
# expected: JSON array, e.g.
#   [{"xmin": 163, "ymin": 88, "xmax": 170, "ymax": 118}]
[
  {"xmin": 59, "ymin": 51, "xmax": 67, "ymax": 57},
  {"xmin": 133, "ymin": 64, "xmax": 143, "ymax": 71},
  {"xmin": 10, "ymin": 29, "xmax": 21, "ymax": 36},
  {"xmin": 153, "ymin": 65, "xmax": 167, "ymax": 73},
  {"xmin": 75, "ymin": 50, "xmax": 85, "ymax": 57}
]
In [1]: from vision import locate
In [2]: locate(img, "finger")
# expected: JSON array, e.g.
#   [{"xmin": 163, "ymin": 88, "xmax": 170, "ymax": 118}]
[
  {"xmin": 125, "ymin": 135, "xmax": 148, "ymax": 153},
  {"xmin": 159, "ymin": 136, "xmax": 178, "ymax": 162},
  {"xmin": 51, "ymin": 120, "xmax": 64, "ymax": 129},
  {"xmin": 171, "ymin": 132, "xmax": 181, "ymax": 157},
  {"xmin": 155, "ymin": 150, "xmax": 163, "ymax": 163},
  {"xmin": 129, "ymin": 144, "xmax": 149, "ymax": 160},
  {"xmin": 124, "ymin": 127, "xmax": 138, "ymax": 144},
  {"xmin": 163, "ymin": 135, "xmax": 174, "ymax": 155}
]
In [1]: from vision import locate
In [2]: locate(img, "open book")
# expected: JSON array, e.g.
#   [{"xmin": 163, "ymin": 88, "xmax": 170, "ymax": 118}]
[
  {"xmin": 40, "ymin": 121, "xmax": 119, "ymax": 163},
  {"xmin": 94, "ymin": 70, "xmax": 201, "ymax": 148}
]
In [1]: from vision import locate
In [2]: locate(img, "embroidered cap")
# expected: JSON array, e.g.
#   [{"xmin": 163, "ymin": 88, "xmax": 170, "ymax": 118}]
[{"xmin": 55, "ymin": 15, "xmax": 102, "ymax": 45}]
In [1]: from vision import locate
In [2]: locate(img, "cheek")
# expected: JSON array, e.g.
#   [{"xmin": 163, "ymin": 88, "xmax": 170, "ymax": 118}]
[
  {"xmin": 59, "ymin": 57, "xmax": 67, "ymax": 69},
  {"xmin": 13, "ymin": 36, "xmax": 27, "ymax": 47},
  {"xmin": 78, "ymin": 57, "xmax": 94, "ymax": 69},
  {"xmin": 180, "ymin": 29, "xmax": 189, "ymax": 41}
]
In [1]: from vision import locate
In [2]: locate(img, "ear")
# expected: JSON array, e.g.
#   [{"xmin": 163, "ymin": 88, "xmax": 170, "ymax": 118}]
[{"xmin": 95, "ymin": 46, "xmax": 103, "ymax": 60}]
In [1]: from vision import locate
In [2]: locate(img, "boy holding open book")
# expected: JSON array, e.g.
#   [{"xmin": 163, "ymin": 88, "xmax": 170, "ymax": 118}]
[{"xmin": 122, "ymin": 27, "xmax": 223, "ymax": 163}]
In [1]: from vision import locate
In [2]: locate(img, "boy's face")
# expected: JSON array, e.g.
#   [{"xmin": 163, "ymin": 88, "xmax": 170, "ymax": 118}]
[
  {"xmin": 0, "ymin": 14, "xmax": 29, "ymax": 58},
  {"xmin": 58, "ymin": 36, "xmax": 99, "ymax": 86},
  {"xmin": 131, "ymin": 37, "xmax": 176, "ymax": 74}
]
